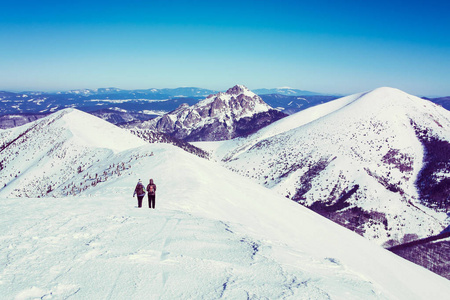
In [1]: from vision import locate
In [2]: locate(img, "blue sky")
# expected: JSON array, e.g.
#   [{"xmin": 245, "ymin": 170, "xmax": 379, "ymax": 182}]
[{"xmin": 1, "ymin": 0, "xmax": 449, "ymax": 96}]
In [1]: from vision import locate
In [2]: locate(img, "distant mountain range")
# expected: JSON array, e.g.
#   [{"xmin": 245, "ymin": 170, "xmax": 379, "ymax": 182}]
[
  {"xmin": 0, "ymin": 86, "xmax": 325, "ymax": 116},
  {"xmin": 0, "ymin": 87, "xmax": 448, "ymax": 130},
  {"xmin": 253, "ymin": 87, "xmax": 320, "ymax": 96},
  {"xmin": 0, "ymin": 88, "xmax": 210, "ymax": 117},
  {"xmin": 59, "ymin": 87, "xmax": 218, "ymax": 97}
]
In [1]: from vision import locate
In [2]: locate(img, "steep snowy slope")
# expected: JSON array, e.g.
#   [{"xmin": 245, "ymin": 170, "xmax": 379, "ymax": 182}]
[
  {"xmin": 1, "ymin": 109, "xmax": 449, "ymax": 299},
  {"xmin": 136, "ymin": 85, "xmax": 286, "ymax": 141},
  {"xmin": 0, "ymin": 108, "xmax": 147, "ymax": 198},
  {"xmin": 199, "ymin": 87, "xmax": 450, "ymax": 246}
]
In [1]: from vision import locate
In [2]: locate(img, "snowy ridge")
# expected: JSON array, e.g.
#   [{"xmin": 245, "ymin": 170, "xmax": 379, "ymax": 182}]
[
  {"xmin": 199, "ymin": 87, "xmax": 450, "ymax": 246},
  {"xmin": 60, "ymin": 109, "xmax": 147, "ymax": 153},
  {"xmin": 1, "ymin": 111, "xmax": 450, "ymax": 298}
]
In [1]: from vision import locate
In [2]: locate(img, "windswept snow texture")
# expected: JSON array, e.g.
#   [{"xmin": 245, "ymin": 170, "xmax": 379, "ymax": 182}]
[
  {"xmin": 198, "ymin": 87, "xmax": 450, "ymax": 246},
  {"xmin": 1, "ymin": 108, "xmax": 450, "ymax": 299}
]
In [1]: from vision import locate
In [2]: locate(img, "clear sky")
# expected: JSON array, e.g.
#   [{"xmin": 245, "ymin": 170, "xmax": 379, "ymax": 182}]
[{"xmin": 1, "ymin": 0, "xmax": 449, "ymax": 96}]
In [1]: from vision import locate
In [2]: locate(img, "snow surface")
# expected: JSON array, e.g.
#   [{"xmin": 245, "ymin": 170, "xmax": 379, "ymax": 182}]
[
  {"xmin": 60, "ymin": 109, "xmax": 147, "ymax": 153},
  {"xmin": 1, "ymin": 108, "xmax": 450, "ymax": 299},
  {"xmin": 140, "ymin": 109, "xmax": 167, "ymax": 115}
]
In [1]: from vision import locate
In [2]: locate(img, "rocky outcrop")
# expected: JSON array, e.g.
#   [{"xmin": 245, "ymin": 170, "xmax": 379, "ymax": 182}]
[{"xmin": 139, "ymin": 85, "xmax": 287, "ymax": 141}]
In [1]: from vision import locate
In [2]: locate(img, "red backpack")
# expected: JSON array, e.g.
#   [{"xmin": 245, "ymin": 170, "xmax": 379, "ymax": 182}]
[{"xmin": 148, "ymin": 184, "xmax": 155, "ymax": 195}]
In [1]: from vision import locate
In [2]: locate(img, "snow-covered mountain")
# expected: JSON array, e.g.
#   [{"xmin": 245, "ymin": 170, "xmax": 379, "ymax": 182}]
[
  {"xmin": 1, "ymin": 108, "xmax": 450, "ymax": 299},
  {"xmin": 136, "ymin": 85, "xmax": 287, "ymax": 141},
  {"xmin": 0, "ymin": 108, "xmax": 149, "ymax": 198},
  {"xmin": 197, "ymin": 87, "xmax": 450, "ymax": 247}
]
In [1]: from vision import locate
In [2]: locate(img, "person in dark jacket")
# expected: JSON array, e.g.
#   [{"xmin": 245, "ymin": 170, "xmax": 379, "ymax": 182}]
[
  {"xmin": 133, "ymin": 179, "xmax": 146, "ymax": 208},
  {"xmin": 146, "ymin": 179, "xmax": 157, "ymax": 209}
]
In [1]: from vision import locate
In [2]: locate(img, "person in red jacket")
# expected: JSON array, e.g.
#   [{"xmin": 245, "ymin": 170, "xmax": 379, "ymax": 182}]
[
  {"xmin": 133, "ymin": 179, "xmax": 146, "ymax": 208},
  {"xmin": 147, "ymin": 179, "xmax": 157, "ymax": 209}
]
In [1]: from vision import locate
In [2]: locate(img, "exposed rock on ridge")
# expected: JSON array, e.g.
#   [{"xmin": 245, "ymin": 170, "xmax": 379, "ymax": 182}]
[{"xmin": 137, "ymin": 85, "xmax": 287, "ymax": 141}]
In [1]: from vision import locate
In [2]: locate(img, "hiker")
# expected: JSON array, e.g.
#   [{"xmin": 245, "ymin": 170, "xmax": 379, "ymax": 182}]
[
  {"xmin": 147, "ymin": 179, "xmax": 157, "ymax": 209},
  {"xmin": 133, "ymin": 179, "xmax": 146, "ymax": 208}
]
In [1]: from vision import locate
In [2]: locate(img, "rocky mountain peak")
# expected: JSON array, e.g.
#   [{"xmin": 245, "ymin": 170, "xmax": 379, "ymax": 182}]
[
  {"xmin": 172, "ymin": 103, "xmax": 190, "ymax": 113},
  {"xmin": 137, "ymin": 85, "xmax": 287, "ymax": 141},
  {"xmin": 225, "ymin": 84, "xmax": 252, "ymax": 96}
]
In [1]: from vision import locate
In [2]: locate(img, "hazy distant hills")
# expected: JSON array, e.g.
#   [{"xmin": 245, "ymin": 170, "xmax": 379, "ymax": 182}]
[
  {"xmin": 0, "ymin": 88, "xmax": 212, "ymax": 115},
  {"xmin": 60, "ymin": 87, "xmax": 218, "ymax": 98},
  {"xmin": 253, "ymin": 87, "xmax": 320, "ymax": 96}
]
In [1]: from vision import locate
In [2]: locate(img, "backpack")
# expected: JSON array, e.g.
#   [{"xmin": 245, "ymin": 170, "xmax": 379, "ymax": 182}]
[
  {"xmin": 136, "ymin": 184, "xmax": 144, "ymax": 195},
  {"xmin": 148, "ymin": 184, "xmax": 155, "ymax": 195}
]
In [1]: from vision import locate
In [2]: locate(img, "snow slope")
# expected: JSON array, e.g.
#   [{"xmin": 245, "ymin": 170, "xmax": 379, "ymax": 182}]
[
  {"xmin": 1, "ymin": 108, "xmax": 450, "ymax": 299},
  {"xmin": 197, "ymin": 87, "xmax": 450, "ymax": 246}
]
